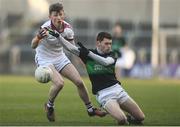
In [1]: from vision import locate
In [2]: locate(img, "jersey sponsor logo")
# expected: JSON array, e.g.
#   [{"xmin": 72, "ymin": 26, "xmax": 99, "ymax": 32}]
[
  {"xmin": 86, "ymin": 61, "xmax": 114, "ymax": 74},
  {"xmin": 94, "ymin": 65, "xmax": 103, "ymax": 71}
]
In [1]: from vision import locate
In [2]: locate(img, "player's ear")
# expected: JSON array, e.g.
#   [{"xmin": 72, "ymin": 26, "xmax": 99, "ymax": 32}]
[
  {"xmin": 48, "ymin": 11, "xmax": 51, "ymax": 18},
  {"xmin": 96, "ymin": 41, "xmax": 100, "ymax": 47}
]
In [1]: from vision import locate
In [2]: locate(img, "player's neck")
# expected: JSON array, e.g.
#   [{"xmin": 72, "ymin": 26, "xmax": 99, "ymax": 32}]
[
  {"xmin": 52, "ymin": 21, "xmax": 64, "ymax": 32},
  {"xmin": 56, "ymin": 24, "xmax": 63, "ymax": 31},
  {"xmin": 96, "ymin": 48, "xmax": 104, "ymax": 54}
]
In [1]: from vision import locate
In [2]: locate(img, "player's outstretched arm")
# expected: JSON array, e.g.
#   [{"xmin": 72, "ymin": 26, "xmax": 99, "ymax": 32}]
[
  {"xmin": 88, "ymin": 52, "xmax": 115, "ymax": 66},
  {"xmin": 46, "ymin": 29, "xmax": 115, "ymax": 66},
  {"xmin": 58, "ymin": 33, "xmax": 80, "ymax": 56},
  {"xmin": 60, "ymin": 37, "xmax": 115, "ymax": 66},
  {"xmin": 45, "ymin": 28, "xmax": 80, "ymax": 56},
  {"xmin": 77, "ymin": 42, "xmax": 115, "ymax": 66}
]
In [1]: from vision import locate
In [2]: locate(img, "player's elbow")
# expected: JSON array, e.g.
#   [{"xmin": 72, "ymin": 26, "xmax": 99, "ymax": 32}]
[
  {"xmin": 31, "ymin": 39, "xmax": 39, "ymax": 49},
  {"xmin": 31, "ymin": 42, "xmax": 37, "ymax": 49},
  {"xmin": 138, "ymin": 113, "xmax": 145, "ymax": 122},
  {"xmin": 103, "ymin": 58, "xmax": 115, "ymax": 66},
  {"xmin": 103, "ymin": 62, "xmax": 111, "ymax": 66},
  {"xmin": 31, "ymin": 36, "xmax": 40, "ymax": 49}
]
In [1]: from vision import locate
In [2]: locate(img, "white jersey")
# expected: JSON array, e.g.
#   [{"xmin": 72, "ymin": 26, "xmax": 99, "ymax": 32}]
[{"xmin": 35, "ymin": 20, "xmax": 74, "ymax": 60}]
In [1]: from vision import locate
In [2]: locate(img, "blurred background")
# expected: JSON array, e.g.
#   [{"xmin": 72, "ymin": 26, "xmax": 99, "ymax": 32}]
[{"xmin": 0, "ymin": 0, "xmax": 180, "ymax": 79}]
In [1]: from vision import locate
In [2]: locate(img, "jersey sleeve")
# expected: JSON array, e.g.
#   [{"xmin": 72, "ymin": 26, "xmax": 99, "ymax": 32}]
[
  {"xmin": 64, "ymin": 28, "xmax": 74, "ymax": 41},
  {"xmin": 40, "ymin": 20, "xmax": 51, "ymax": 29}
]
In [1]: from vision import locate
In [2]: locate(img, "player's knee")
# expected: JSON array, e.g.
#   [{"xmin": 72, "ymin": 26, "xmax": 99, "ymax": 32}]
[
  {"xmin": 137, "ymin": 113, "xmax": 145, "ymax": 121},
  {"xmin": 134, "ymin": 112, "xmax": 145, "ymax": 122},
  {"xmin": 117, "ymin": 117, "xmax": 128, "ymax": 125},
  {"xmin": 55, "ymin": 80, "xmax": 64, "ymax": 89},
  {"xmin": 74, "ymin": 79, "xmax": 84, "ymax": 88},
  {"xmin": 117, "ymin": 115, "xmax": 128, "ymax": 125}
]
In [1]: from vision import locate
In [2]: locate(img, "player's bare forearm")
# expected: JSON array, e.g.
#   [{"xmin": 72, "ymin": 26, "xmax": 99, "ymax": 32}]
[
  {"xmin": 31, "ymin": 36, "xmax": 41, "ymax": 49},
  {"xmin": 31, "ymin": 28, "xmax": 48, "ymax": 49}
]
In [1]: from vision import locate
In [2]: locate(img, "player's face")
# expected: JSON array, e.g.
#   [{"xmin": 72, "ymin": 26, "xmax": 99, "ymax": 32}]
[
  {"xmin": 49, "ymin": 10, "xmax": 65, "ymax": 28},
  {"xmin": 98, "ymin": 38, "xmax": 112, "ymax": 54}
]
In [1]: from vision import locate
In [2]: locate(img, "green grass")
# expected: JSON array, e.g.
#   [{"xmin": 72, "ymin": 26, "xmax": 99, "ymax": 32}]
[{"xmin": 0, "ymin": 75, "xmax": 180, "ymax": 126}]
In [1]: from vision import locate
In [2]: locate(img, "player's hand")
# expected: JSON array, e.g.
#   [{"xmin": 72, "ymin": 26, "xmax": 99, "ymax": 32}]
[
  {"xmin": 45, "ymin": 27, "xmax": 60, "ymax": 38},
  {"xmin": 77, "ymin": 42, "xmax": 89, "ymax": 58},
  {"xmin": 37, "ymin": 28, "xmax": 48, "ymax": 39}
]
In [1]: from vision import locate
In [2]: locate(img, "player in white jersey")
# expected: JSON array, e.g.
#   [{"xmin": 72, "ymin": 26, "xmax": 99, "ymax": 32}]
[{"xmin": 31, "ymin": 3, "xmax": 106, "ymax": 122}]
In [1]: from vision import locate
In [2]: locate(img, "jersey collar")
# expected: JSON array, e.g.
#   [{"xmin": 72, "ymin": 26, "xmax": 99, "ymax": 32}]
[
  {"xmin": 96, "ymin": 48, "xmax": 112, "ymax": 56},
  {"xmin": 50, "ymin": 21, "xmax": 65, "ymax": 33},
  {"xmin": 96, "ymin": 48, "xmax": 104, "ymax": 55}
]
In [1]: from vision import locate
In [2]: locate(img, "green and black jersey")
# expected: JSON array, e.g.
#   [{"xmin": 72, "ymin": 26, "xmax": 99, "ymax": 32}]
[{"xmin": 80, "ymin": 49, "xmax": 120, "ymax": 95}]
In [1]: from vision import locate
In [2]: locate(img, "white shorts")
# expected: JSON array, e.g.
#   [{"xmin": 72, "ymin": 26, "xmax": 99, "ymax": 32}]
[
  {"xmin": 35, "ymin": 53, "xmax": 71, "ymax": 72},
  {"xmin": 96, "ymin": 83, "xmax": 129, "ymax": 108}
]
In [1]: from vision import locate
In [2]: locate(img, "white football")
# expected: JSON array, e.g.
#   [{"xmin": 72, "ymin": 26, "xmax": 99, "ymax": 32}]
[{"xmin": 35, "ymin": 66, "xmax": 52, "ymax": 83}]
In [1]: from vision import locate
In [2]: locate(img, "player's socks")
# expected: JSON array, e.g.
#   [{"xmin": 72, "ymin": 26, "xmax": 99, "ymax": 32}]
[
  {"xmin": 85, "ymin": 102, "xmax": 94, "ymax": 112},
  {"xmin": 126, "ymin": 114, "xmax": 143, "ymax": 125},
  {"xmin": 86, "ymin": 102, "xmax": 107, "ymax": 117},
  {"xmin": 47, "ymin": 99, "xmax": 54, "ymax": 107},
  {"xmin": 44, "ymin": 103, "xmax": 55, "ymax": 122}
]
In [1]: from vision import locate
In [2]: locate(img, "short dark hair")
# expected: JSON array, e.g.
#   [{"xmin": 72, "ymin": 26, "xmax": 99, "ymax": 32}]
[
  {"xmin": 96, "ymin": 32, "xmax": 112, "ymax": 42},
  {"xmin": 49, "ymin": 3, "xmax": 63, "ymax": 14}
]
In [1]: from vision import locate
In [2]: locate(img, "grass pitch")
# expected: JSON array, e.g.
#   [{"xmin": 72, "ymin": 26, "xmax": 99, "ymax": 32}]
[{"xmin": 0, "ymin": 75, "xmax": 180, "ymax": 126}]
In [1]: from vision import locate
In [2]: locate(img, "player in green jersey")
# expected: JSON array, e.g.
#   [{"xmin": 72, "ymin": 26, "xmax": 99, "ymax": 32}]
[{"xmin": 48, "ymin": 30, "xmax": 145, "ymax": 125}]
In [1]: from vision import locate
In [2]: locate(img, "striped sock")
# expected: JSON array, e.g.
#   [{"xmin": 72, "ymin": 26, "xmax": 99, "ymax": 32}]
[
  {"xmin": 47, "ymin": 99, "xmax": 54, "ymax": 107},
  {"xmin": 86, "ymin": 102, "xmax": 94, "ymax": 112}
]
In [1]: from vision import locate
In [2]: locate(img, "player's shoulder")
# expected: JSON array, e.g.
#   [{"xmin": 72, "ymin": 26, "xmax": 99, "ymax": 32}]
[
  {"xmin": 63, "ymin": 21, "xmax": 72, "ymax": 29},
  {"xmin": 62, "ymin": 21, "xmax": 74, "ymax": 40},
  {"xmin": 63, "ymin": 21, "xmax": 73, "ymax": 33},
  {"xmin": 40, "ymin": 20, "xmax": 51, "ymax": 28}
]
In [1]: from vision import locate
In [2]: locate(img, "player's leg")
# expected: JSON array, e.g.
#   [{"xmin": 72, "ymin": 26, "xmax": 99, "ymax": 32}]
[
  {"xmin": 119, "ymin": 97, "xmax": 145, "ymax": 124},
  {"xmin": 104, "ymin": 99, "xmax": 128, "ymax": 125},
  {"xmin": 61, "ymin": 64, "xmax": 89, "ymax": 103},
  {"xmin": 45, "ymin": 64, "xmax": 64, "ymax": 122},
  {"xmin": 48, "ymin": 64, "xmax": 64, "ymax": 103},
  {"xmin": 61, "ymin": 63, "xmax": 106, "ymax": 117}
]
